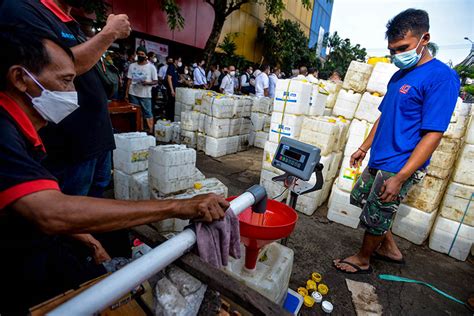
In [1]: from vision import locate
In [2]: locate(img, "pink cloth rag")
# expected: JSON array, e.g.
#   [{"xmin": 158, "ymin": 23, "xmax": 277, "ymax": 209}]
[{"xmin": 194, "ymin": 209, "xmax": 241, "ymax": 269}]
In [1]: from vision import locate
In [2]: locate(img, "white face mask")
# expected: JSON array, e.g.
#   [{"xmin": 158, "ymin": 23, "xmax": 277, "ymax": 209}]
[
  {"xmin": 392, "ymin": 34, "xmax": 426, "ymax": 69},
  {"xmin": 230, "ymin": 71, "xmax": 236, "ymax": 77},
  {"xmin": 184, "ymin": 69, "xmax": 189, "ymax": 75},
  {"xmin": 152, "ymin": 57, "xmax": 157, "ymax": 63},
  {"xmin": 177, "ymin": 61, "xmax": 183, "ymax": 67},
  {"xmin": 23, "ymin": 68, "xmax": 79, "ymax": 124}
]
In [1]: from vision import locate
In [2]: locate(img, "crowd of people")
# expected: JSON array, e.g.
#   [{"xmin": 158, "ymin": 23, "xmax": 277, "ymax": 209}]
[
  {"xmin": 0, "ymin": 0, "xmax": 466, "ymax": 313},
  {"xmin": 107, "ymin": 46, "xmax": 345, "ymax": 130}
]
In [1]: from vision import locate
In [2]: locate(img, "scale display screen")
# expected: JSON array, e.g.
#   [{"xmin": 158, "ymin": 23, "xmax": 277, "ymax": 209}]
[
  {"xmin": 272, "ymin": 137, "xmax": 321, "ymax": 181},
  {"xmin": 277, "ymin": 145, "xmax": 308, "ymax": 171}
]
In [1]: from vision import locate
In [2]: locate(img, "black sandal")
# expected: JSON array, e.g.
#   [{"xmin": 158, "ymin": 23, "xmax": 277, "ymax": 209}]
[
  {"xmin": 333, "ymin": 260, "xmax": 373, "ymax": 274},
  {"xmin": 372, "ymin": 252, "xmax": 406, "ymax": 265}
]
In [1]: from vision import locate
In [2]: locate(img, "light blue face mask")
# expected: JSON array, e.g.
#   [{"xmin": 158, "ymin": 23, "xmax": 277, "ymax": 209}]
[{"xmin": 392, "ymin": 35, "xmax": 426, "ymax": 70}]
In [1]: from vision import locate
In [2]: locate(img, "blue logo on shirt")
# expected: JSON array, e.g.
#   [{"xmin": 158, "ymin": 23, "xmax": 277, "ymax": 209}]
[{"xmin": 61, "ymin": 31, "xmax": 75, "ymax": 40}]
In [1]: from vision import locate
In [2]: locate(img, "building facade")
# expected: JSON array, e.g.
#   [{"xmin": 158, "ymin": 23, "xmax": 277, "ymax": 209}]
[
  {"xmin": 309, "ymin": 0, "xmax": 334, "ymax": 57},
  {"xmin": 107, "ymin": 0, "xmax": 333, "ymax": 62}
]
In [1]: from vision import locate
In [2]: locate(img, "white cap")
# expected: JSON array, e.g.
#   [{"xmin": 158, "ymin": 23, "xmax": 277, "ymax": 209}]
[
  {"xmin": 311, "ymin": 291, "xmax": 323, "ymax": 303},
  {"xmin": 322, "ymin": 300, "xmax": 334, "ymax": 313}
]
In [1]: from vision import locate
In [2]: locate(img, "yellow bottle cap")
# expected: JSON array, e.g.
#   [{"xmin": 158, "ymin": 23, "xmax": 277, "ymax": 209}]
[
  {"xmin": 306, "ymin": 280, "xmax": 317, "ymax": 291},
  {"xmin": 372, "ymin": 92, "xmax": 381, "ymax": 97},
  {"xmin": 297, "ymin": 287, "xmax": 308, "ymax": 297},
  {"xmin": 328, "ymin": 118, "xmax": 337, "ymax": 123},
  {"xmin": 194, "ymin": 182, "xmax": 203, "ymax": 189},
  {"xmin": 303, "ymin": 295, "xmax": 315, "ymax": 307},
  {"xmin": 318, "ymin": 283, "xmax": 329, "ymax": 295},
  {"xmin": 311, "ymin": 272, "xmax": 322, "ymax": 283}
]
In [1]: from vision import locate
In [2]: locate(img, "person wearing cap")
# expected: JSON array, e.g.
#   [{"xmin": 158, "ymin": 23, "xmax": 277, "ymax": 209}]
[
  {"xmin": 125, "ymin": 46, "xmax": 158, "ymax": 134},
  {"xmin": 0, "ymin": 27, "xmax": 229, "ymax": 314},
  {"xmin": 333, "ymin": 9, "xmax": 460, "ymax": 274}
]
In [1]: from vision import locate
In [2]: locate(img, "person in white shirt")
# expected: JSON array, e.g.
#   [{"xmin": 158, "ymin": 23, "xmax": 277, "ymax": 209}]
[
  {"xmin": 306, "ymin": 67, "xmax": 319, "ymax": 83},
  {"xmin": 220, "ymin": 65, "xmax": 235, "ymax": 95},
  {"xmin": 193, "ymin": 59, "xmax": 208, "ymax": 89},
  {"xmin": 268, "ymin": 66, "xmax": 280, "ymax": 99},
  {"xmin": 208, "ymin": 64, "xmax": 221, "ymax": 91},
  {"xmin": 240, "ymin": 66, "xmax": 254, "ymax": 94},
  {"xmin": 158, "ymin": 56, "xmax": 173, "ymax": 83},
  {"xmin": 125, "ymin": 46, "xmax": 158, "ymax": 133},
  {"xmin": 255, "ymin": 65, "xmax": 270, "ymax": 97}
]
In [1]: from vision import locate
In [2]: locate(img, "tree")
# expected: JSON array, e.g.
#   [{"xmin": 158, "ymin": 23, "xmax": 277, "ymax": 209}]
[
  {"xmin": 258, "ymin": 19, "xmax": 319, "ymax": 74},
  {"xmin": 160, "ymin": 0, "xmax": 311, "ymax": 67},
  {"xmin": 454, "ymin": 64, "xmax": 474, "ymax": 101},
  {"xmin": 427, "ymin": 42, "xmax": 439, "ymax": 57},
  {"xmin": 320, "ymin": 31, "xmax": 367, "ymax": 78},
  {"xmin": 213, "ymin": 33, "xmax": 252, "ymax": 69}
]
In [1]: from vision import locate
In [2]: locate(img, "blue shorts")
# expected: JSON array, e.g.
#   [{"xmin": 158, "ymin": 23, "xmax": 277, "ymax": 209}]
[{"xmin": 129, "ymin": 95, "xmax": 153, "ymax": 119}]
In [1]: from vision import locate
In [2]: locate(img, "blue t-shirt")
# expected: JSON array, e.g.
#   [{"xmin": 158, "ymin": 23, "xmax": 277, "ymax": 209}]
[{"xmin": 368, "ymin": 59, "xmax": 460, "ymax": 173}]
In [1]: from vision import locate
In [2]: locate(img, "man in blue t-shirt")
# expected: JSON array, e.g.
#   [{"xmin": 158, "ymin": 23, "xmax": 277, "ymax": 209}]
[{"xmin": 333, "ymin": 9, "xmax": 460, "ymax": 274}]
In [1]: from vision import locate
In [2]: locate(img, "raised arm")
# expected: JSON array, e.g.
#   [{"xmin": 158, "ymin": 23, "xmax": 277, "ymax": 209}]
[{"xmin": 72, "ymin": 14, "xmax": 131, "ymax": 75}]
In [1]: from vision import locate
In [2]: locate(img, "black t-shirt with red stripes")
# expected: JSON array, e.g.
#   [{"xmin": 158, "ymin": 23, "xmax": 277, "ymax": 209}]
[
  {"xmin": 0, "ymin": 93, "xmax": 105, "ymax": 314},
  {"xmin": 0, "ymin": 0, "xmax": 115, "ymax": 165}
]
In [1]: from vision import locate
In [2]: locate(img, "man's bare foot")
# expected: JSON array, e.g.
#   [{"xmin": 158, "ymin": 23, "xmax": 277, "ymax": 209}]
[
  {"xmin": 375, "ymin": 244, "xmax": 403, "ymax": 261},
  {"xmin": 333, "ymin": 254, "xmax": 370, "ymax": 273}
]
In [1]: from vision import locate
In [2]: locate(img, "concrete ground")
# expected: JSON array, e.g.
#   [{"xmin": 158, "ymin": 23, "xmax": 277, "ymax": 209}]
[{"xmin": 197, "ymin": 148, "xmax": 474, "ymax": 315}]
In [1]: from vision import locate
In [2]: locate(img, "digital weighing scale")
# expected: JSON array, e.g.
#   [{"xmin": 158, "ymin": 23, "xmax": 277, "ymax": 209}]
[{"xmin": 271, "ymin": 136, "xmax": 324, "ymax": 214}]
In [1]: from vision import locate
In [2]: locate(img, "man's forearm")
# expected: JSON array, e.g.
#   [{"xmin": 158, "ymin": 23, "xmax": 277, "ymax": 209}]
[
  {"xmin": 14, "ymin": 190, "xmax": 181, "ymax": 235},
  {"xmin": 71, "ymin": 31, "xmax": 117, "ymax": 75},
  {"xmin": 396, "ymin": 132, "xmax": 443, "ymax": 181},
  {"xmin": 167, "ymin": 76, "xmax": 174, "ymax": 94},
  {"xmin": 125, "ymin": 79, "xmax": 131, "ymax": 97}
]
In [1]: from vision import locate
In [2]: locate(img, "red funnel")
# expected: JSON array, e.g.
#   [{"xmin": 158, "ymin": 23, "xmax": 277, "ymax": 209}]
[{"xmin": 227, "ymin": 197, "xmax": 298, "ymax": 269}]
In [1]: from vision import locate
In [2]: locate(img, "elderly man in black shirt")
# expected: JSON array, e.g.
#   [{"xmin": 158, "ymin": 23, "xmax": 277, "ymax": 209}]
[
  {"xmin": 0, "ymin": 0, "xmax": 134, "ymax": 260},
  {"xmin": 0, "ymin": 26, "xmax": 228, "ymax": 314}
]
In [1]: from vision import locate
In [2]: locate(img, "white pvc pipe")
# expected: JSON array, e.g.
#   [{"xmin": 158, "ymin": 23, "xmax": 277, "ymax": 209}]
[{"xmin": 49, "ymin": 192, "xmax": 256, "ymax": 316}]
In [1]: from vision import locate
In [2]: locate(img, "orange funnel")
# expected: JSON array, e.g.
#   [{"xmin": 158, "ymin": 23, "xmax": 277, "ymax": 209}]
[{"xmin": 227, "ymin": 197, "xmax": 298, "ymax": 269}]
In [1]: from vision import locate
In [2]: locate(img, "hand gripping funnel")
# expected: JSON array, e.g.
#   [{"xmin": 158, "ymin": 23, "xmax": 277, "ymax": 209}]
[{"xmin": 227, "ymin": 196, "xmax": 298, "ymax": 269}]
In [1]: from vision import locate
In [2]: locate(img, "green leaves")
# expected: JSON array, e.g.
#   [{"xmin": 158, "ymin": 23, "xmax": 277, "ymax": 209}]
[
  {"xmin": 217, "ymin": 32, "xmax": 239, "ymax": 55},
  {"xmin": 320, "ymin": 31, "xmax": 367, "ymax": 78},
  {"xmin": 259, "ymin": 18, "xmax": 318, "ymax": 74},
  {"xmin": 160, "ymin": 0, "xmax": 185, "ymax": 30},
  {"xmin": 214, "ymin": 33, "xmax": 251, "ymax": 70}
]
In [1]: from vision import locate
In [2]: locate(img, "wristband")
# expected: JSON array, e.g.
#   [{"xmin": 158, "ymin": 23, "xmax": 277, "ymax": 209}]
[{"xmin": 358, "ymin": 147, "xmax": 368, "ymax": 154}]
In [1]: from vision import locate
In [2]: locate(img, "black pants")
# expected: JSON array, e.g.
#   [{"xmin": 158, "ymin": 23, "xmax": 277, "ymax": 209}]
[
  {"xmin": 241, "ymin": 85, "xmax": 255, "ymax": 95},
  {"xmin": 166, "ymin": 88, "xmax": 176, "ymax": 121},
  {"xmin": 151, "ymin": 86, "xmax": 158, "ymax": 108}
]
